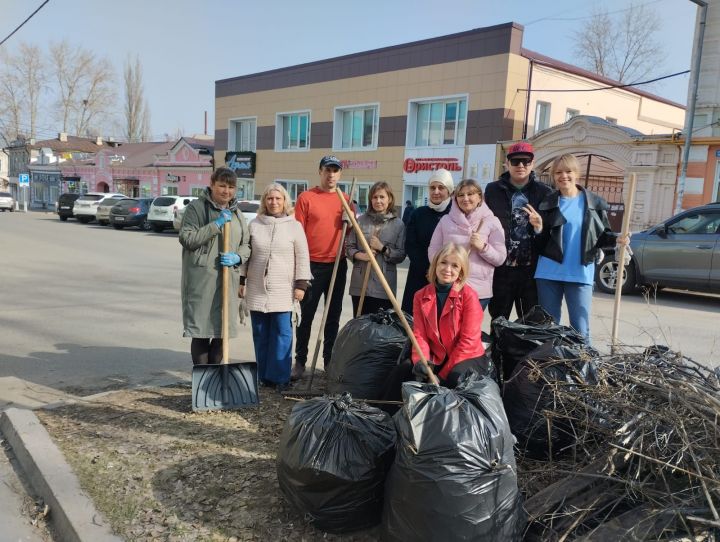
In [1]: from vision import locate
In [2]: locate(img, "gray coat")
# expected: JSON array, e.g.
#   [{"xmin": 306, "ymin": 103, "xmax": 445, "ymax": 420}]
[
  {"xmin": 179, "ymin": 189, "xmax": 251, "ymax": 338},
  {"xmin": 346, "ymin": 211, "xmax": 406, "ymax": 300}
]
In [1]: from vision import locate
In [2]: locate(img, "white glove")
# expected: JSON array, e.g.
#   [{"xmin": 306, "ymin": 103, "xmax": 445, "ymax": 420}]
[
  {"xmin": 292, "ymin": 300, "xmax": 302, "ymax": 327},
  {"xmin": 238, "ymin": 297, "xmax": 249, "ymax": 326},
  {"xmin": 615, "ymin": 245, "xmax": 633, "ymax": 266}
]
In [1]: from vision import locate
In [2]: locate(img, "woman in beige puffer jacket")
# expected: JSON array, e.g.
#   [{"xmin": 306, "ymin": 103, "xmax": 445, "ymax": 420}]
[{"xmin": 240, "ymin": 184, "xmax": 311, "ymax": 391}]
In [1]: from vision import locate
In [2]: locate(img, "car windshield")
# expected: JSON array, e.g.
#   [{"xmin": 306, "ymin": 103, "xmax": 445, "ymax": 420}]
[
  {"xmin": 238, "ymin": 202, "xmax": 260, "ymax": 212},
  {"xmin": 100, "ymin": 198, "xmax": 123, "ymax": 206},
  {"xmin": 116, "ymin": 200, "xmax": 138, "ymax": 209},
  {"xmin": 153, "ymin": 197, "xmax": 177, "ymax": 206},
  {"xmin": 78, "ymin": 194, "xmax": 104, "ymax": 201}
]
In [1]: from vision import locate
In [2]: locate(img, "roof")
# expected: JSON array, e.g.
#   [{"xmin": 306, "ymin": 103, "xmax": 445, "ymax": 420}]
[
  {"xmin": 521, "ymin": 48, "xmax": 685, "ymax": 110},
  {"xmin": 28, "ymin": 135, "xmax": 115, "ymax": 153},
  {"xmin": 103, "ymin": 141, "xmax": 175, "ymax": 168},
  {"xmin": 183, "ymin": 137, "xmax": 214, "ymax": 155}
]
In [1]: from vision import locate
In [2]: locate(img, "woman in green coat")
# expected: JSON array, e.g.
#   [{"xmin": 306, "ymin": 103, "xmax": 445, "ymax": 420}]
[{"xmin": 179, "ymin": 167, "xmax": 251, "ymax": 365}]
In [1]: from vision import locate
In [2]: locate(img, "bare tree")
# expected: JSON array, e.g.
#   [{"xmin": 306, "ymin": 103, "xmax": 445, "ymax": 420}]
[
  {"xmin": 573, "ymin": 2, "xmax": 663, "ymax": 83},
  {"xmin": 123, "ymin": 55, "xmax": 151, "ymax": 142},
  {"xmin": 49, "ymin": 40, "xmax": 117, "ymax": 137},
  {"xmin": 0, "ymin": 43, "xmax": 46, "ymax": 141}
]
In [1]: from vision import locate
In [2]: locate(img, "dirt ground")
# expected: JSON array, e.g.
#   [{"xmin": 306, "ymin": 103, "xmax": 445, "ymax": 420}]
[{"xmin": 36, "ymin": 372, "xmax": 381, "ymax": 542}]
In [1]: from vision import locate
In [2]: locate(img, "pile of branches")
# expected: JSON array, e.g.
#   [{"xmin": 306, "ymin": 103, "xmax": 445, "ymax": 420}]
[{"xmin": 517, "ymin": 346, "xmax": 720, "ymax": 541}]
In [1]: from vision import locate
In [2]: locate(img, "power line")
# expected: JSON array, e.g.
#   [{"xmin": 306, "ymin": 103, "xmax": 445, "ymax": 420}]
[
  {"xmin": 522, "ymin": 0, "xmax": 666, "ymax": 26},
  {"xmin": 0, "ymin": 0, "xmax": 51, "ymax": 48},
  {"xmin": 518, "ymin": 70, "xmax": 690, "ymax": 93}
]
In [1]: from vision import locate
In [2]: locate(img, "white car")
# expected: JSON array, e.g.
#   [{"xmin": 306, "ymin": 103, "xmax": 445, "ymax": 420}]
[
  {"xmin": 73, "ymin": 192, "xmax": 126, "ymax": 223},
  {"xmin": 172, "ymin": 199, "xmax": 261, "ymax": 232},
  {"xmin": 148, "ymin": 195, "xmax": 198, "ymax": 233},
  {"xmin": 0, "ymin": 192, "xmax": 15, "ymax": 211}
]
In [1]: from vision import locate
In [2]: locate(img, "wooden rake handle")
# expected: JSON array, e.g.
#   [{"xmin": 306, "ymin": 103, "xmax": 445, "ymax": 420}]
[
  {"xmin": 222, "ymin": 221, "xmax": 230, "ymax": 364},
  {"xmin": 335, "ymin": 188, "xmax": 439, "ymax": 385}
]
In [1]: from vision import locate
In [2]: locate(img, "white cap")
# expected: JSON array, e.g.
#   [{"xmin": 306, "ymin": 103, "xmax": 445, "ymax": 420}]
[{"xmin": 428, "ymin": 168, "xmax": 454, "ymax": 192}]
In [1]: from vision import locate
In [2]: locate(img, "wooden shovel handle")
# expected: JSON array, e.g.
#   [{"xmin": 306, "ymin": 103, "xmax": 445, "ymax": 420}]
[
  {"xmin": 222, "ymin": 221, "xmax": 230, "ymax": 364},
  {"xmin": 335, "ymin": 188, "xmax": 439, "ymax": 385}
]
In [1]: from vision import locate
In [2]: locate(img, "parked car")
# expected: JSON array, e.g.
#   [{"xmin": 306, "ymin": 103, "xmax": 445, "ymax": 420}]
[
  {"xmin": 595, "ymin": 202, "xmax": 720, "ymax": 295},
  {"xmin": 109, "ymin": 198, "xmax": 154, "ymax": 230},
  {"xmin": 172, "ymin": 199, "xmax": 261, "ymax": 232},
  {"xmin": 73, "ymin": 192, "xmax": 126, "ymax": 223},
  {"xmin": 57, "ymin": 193, "xmax": 81, "ymax": 221},
  {"xmin": 148, "ymin": 195, "xmax": 197, "ymax": 233},
  {"xmin": 0, "ymin": 191, "xmax": 15, "ymax": 212},
  {"xmin": 96, "ymin": 196, "xmax": 128, "ymax": 226}
]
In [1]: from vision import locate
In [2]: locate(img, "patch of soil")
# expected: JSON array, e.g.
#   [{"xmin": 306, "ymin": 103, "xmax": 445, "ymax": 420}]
[{"xmin": 36, "ymin": 372, "xmax": 381, "ymax": 541}]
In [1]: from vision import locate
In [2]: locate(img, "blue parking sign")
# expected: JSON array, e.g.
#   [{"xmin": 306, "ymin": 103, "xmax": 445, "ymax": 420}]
[{"xmin": 18, "ymin": 173, "xmax": 30, "ymax": 186}]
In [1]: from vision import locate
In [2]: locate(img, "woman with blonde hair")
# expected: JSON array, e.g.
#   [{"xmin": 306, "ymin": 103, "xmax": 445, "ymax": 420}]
[
  {"xmin": 535, "ymin": 153, "xmax": 628, "ymax": 342},
  {"xmin": 346, "ymin": 181, "xmax": 406, "ymax": 316},
  {"xmin": 240, "ymin": 183, "xmax": 311, "ymax": 391},
  {"xmin": 381, "ymin": 243, "xmax": 488, "ymax": 402}
]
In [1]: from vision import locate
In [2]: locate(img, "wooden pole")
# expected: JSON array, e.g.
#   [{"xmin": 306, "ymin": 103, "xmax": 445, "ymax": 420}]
[
  {"xmin": 336, "ymin": 188, "xmax": 439, "ymax": 385},
  {"xmin": 356, "ymin": 226, "xmax": 379, "ymax": 317},
  {"xmin": 611, "ymin": 173, "xmax": 637, "ymax": 354}
]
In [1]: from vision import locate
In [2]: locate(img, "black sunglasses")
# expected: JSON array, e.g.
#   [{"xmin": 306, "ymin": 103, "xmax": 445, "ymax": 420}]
[{"xmin": 509, "ymin": 157, "xmax": 532, "ymax": 167}]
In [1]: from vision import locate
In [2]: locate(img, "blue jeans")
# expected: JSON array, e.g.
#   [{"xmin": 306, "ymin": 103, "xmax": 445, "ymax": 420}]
[
  {"xmin": 479, "ymin": 298, "xmax": 491, "ymax": 310},
  {"xmin": 536, "ymin": 279, "xmax": 593, "ymax": 342},
  {"xmin": 250, "ymin": 311, "xmax": 293, "ymax": 385}
]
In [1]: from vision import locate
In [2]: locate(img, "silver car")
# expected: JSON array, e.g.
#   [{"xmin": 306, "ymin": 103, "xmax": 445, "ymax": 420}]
[
  {"xmin": 595, "ymin": 202, "xmax": 720, "ymax": 295},
  {"xmin": 0, "ymin": 191, "xmax": 15, "ymax": 212}
]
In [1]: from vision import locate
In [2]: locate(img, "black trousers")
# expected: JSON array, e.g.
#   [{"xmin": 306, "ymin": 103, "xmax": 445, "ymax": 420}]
[
  {"xmin": 294, "ymin": 259, "xmax": 347, "ymax": 368},
  {"xmin": 489, "ymin": 265, "xmax": 539, "ymax": 321},
  {"xmin": 350, "ymin": 295, "xmax": 393, "ymax": 317},
  {"xmin": 190, "ymin": 338, "xmax": 222, "ymax": 365}
]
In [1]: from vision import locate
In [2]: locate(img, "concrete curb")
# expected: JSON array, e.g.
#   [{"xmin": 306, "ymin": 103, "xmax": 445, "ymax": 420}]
[{"xmin": 0, "ymin": 408, "xmax": 122, "ymax": 542}]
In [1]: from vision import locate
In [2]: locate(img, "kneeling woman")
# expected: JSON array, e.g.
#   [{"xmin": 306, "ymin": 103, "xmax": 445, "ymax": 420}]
[{"xmin": 383, "ymin": 243, "xmax": 487, "ymax": 400}]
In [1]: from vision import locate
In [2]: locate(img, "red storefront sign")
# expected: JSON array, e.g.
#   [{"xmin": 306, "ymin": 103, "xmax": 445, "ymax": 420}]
[{"xmin": 403, "ymin": 157, "xmax": 462, "ymax": 173}]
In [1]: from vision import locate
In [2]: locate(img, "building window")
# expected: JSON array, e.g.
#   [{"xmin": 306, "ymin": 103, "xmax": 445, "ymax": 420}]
[
  {"xmin": 338, "ymin": 181, "xmax": 373, "ymax": 212},
  {"xmin": 566, "ymin": 108, "xmax": 580, "ymax": 121},
  {"xmin": 333, "ymin": 104, "xmax": 378, "ymax": 151},
  {"xmin": 276, "ymin": 180, "xmax": 308, "ymax": 202},
  {"xmin": 606, "ymin": 117, "xmax": 618, "ymax": 125},
  {"xmin": 276, "ymin": 111, "xmax": 310, "ymax": 151},
  {"xmin": 162, "ymin": 185, "xmax": 178, "ymax": 196},
  {"xmin": 229, "ymin": 117, "xmax": 257, "ymax": 152},
  {"xmin": 191, "ymin": 186, "xmax": 205, "ymax": 197},
  {"xmin": 408, "ymin": 96, "xmax": 467, "ymax": 147},
  {"xmin": 535, "ymin": 101, "xmax": 551, "ymax": 133}
]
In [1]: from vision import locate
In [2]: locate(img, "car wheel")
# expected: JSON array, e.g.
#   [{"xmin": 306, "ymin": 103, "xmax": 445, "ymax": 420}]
[
  {"xmin": 9, "ymin": 207, "xmax": 14, "ymax": 212},
  {"xmin": 152, "ymin": 224, "xmax": 164, "ymax": 233},
  {"xmin": 139, "ymin": 219, "xmax": 152, "ymax": 231},
  {"xmin": 59, "ymin": 216, "xmax": 68, "ymax": 221},
  {"xmin": 78, "ymin": 216, "xmax": 90, "ymax": 223},
  {"xmin": 595, "ymin": 255, "xmax": 636, "ymax": 295},
  {"xmin": 98, "ymin": 220, "xmax": 108, "ymax": 226},
  {"xmin": 113, "ymin": 224, "xmax": 124, "ymax": 230}
]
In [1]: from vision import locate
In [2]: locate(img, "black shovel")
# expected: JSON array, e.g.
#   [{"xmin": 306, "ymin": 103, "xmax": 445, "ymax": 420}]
[{"xmin": 191, "ymin": 221, "xmax": 259, "ymax": 412}]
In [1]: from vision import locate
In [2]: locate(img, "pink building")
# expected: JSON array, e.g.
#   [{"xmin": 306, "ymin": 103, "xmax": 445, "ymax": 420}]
[{"xmin": 60, "ymin": 137, "xmax": 214, "ymax": 198}]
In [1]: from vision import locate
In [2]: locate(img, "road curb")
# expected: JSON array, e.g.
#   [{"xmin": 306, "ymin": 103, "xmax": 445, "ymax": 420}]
[{"xmin": 0, "ymin": 408, "xmax": 122, "ymax": 542}]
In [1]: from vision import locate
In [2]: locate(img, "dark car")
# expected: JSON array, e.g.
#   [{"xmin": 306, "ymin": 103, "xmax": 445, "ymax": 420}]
[
  {"xmin": 109, "ymin": 198, "xmax": 154, "ymax": 230},
  {"xmin": 57, "ymin": 193, "xmax": 81, "ymax": 221},
  {"xmin": 595, "ymin": 202, "xmax": 720, "ymax": 295}
]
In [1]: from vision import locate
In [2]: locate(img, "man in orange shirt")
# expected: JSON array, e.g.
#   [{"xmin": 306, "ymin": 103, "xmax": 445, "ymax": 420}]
[{"xmin": 291, "ymin": 155, "xmax": 350, "ymax": 380}]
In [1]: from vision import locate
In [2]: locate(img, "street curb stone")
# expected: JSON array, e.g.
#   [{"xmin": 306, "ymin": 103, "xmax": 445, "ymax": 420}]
[{"xmin": 0, "ymin": 408, "xmax": 122, "ymax": 542}]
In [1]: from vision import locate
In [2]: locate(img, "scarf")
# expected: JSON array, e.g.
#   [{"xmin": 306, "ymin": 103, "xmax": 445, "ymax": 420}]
[{"xmin": 428, "ymin": 197, "xmax": 451, "ymax": 213}]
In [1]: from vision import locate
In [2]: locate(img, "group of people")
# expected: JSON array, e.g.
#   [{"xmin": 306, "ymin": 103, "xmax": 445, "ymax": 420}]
[{"xmin": 179, "ymin": 143, "xmax": 627, "ymax": 392}]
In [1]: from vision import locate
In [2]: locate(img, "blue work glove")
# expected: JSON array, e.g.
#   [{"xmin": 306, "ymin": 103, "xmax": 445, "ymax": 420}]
[
  {"xmin": 214, "ymin": 209, "xmax": 233, "ymax": 229},
  {"xmin": 220, "ymin": 252, "xmax": 241, "ymax": 267}
]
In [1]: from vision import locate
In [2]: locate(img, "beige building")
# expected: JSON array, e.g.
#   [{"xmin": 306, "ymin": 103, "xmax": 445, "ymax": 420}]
[{"xmin": 215, "ymin": 23, "xmax": 684, "ymax": 211}]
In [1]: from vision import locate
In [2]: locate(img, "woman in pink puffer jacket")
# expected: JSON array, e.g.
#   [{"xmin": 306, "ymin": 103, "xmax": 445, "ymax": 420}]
[{"xmin": 428, "ymin": 179, "xmax": 506, "ymax": 309}]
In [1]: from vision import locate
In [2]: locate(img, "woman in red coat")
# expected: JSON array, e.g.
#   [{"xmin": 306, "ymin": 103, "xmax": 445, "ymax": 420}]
[
  {"xmin": 412, "ymin": 242, "xmax": 487, "ymax": 386},
  {"xmin": 382, "ymin": 242, "xmax": 488, "ymax": 405}
]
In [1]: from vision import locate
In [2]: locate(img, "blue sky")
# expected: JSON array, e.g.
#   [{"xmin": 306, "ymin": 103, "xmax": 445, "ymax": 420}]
[{"xmin": 0, "ymin": 0, "xmax": 697, "ymax": 141}]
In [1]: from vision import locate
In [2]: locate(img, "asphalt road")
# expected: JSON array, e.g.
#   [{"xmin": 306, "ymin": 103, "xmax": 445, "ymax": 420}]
[{"xmin": 1, "ymin": 210, "xmax": 718, "ymax": 398}]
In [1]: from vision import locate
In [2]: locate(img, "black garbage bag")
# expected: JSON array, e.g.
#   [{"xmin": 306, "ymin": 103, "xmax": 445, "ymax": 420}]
[
  {"xmin": 383, "ymin": 375, "xmax": 524, "ymax": 542},
  {"xmin": 503, "ymin": 341, "xmax": 599, "ymax": 459},
  {"xmin": 492, "ymin": 305, "xmax": 586, "ymax": 383},
  {"xmin": 277, "ymin": 393, "xmax": 396, "ymax": 533},
  {"xmin": 327, "ymin": 309, "xmax": 412, "ymax": 400}
]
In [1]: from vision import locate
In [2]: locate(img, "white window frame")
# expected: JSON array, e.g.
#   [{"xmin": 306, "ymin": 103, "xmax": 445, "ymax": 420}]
[
  {"xmin": 162, "ymin": 185, "xmax": 178, "ymax": 196},
  {"xmin": 535, "ymin": 101, "xmax": 551, "ymax": 133},
  {"xmin": 332, "ymin": 103, "xmax": 380, "ymax": 151},
  {"xmin": 276, "ymin": 179, "xmax": 309, "ymax": 202},
  {"xmin": 406, "ymin": 94, "xmax": 468, "ymax": 149},
  {"xmin": 190, "ymin": 186, "xmax": 205, "ymax": 197},
  {"xmin": 228, "ymin": 116, "xmax": 257, "ymax": 152},
  {"xmin": 275, "ymin": 110, "xmax": 311, "ymax": 152},
  {"xmin": 565, "ymin": 108, "xmax": 580, "ymax": 121}
]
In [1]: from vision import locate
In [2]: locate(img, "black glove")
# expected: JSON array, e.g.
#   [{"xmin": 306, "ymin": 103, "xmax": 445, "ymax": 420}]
[{"xmin": 412, "ymin": 361, "xmax": 432, "ymax": 382}]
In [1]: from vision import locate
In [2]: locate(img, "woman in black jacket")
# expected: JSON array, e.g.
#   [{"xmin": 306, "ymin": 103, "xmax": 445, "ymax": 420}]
[
  {"xmin": 400, "ymin": 169, "xmax": 453, "ymax": 313},
  {"xmin": 535, "ymin": 154, "xmax": 628, "ymax": 342}
]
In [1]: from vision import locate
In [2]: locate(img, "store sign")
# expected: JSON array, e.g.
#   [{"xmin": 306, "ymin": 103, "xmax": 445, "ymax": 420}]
[
  {"xmin": 403, "ymin": 157, "xmax": 462, "ymax": 173},
  {"xmin": 167, "ymin": 173, "xmax": 180, "ymax": 183},
  {"xmin": 341, "ymin": 159, "xmax": 377, "ymax": 170},
  {"xmin": 30, "ymin": 172, "xmax": 61, "ymax": 185},
  {"xmin": 225, "ymin": 151, "xmax": 256, "ymax": 178}
]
